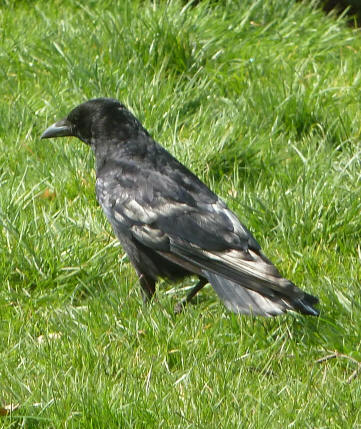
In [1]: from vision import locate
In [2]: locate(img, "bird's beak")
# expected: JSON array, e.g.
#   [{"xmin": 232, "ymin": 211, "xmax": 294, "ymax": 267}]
[{"xmin": 41, "ymin": 118, "xmax": 73, "ymax": 139}]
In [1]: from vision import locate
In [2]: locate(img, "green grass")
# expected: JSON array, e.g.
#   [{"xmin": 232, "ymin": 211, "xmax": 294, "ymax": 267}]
[{"xmin": 1, "ymin": 0, "xmax": 361, "ymax": 427}]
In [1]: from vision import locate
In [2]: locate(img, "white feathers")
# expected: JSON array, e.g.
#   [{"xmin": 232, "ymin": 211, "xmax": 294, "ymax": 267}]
[
  {"xmin": 131, "ymin": 225, "xmax": 169, "ymax": 249},
  {"xmin": 202, "ymin": 247, "xmax": 301, "ymax": 296},
  {"xmin": 122, "ymin": 199, "xmax": 158, "ymax": 223},
  {"xmin": 209, "ymin": 248, "xmax": 280, "ymax": 278},
  {"xmin": 213, "ymin": 198, "xmax": 249, "ymax": 237}
]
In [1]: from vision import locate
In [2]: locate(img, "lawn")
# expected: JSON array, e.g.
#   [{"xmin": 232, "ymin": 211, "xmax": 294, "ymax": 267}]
[{"xmin": 0, "ymin": 0, "xmax": 361, "ymax": 427}]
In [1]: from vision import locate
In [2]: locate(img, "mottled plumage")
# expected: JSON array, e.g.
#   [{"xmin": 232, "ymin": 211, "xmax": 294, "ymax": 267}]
[{"xmin": 41, "ymin": 98, "xmax": 319, "ymax": 317}]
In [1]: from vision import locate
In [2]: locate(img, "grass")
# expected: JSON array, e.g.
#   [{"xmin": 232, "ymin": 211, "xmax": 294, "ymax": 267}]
[{"xmin": 0, "ymin": 0, "xmax": 361, "ymax": 427}]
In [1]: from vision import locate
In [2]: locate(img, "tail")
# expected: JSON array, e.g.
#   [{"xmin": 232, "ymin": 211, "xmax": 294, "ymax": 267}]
[{"xmin": 203, "ymin": 270, "xmax": 319, "ymax": 317}]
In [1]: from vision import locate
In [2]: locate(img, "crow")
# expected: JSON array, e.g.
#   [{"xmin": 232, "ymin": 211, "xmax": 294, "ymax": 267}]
[{"xmin": 41, "ymin": 98, "xmax": 319, "ymax": 316}]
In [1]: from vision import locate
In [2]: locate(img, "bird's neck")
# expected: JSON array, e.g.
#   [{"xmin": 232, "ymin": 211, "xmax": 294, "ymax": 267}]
[{"xmin": 91, "ymin": 142, "xmax": 109, "ymax": 175}]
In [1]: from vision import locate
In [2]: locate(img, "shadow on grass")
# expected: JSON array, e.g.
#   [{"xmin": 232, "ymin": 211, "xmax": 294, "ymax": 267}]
[{"xmin": 301, "ymin": 0, "xmax": 361, "ymax": 26}]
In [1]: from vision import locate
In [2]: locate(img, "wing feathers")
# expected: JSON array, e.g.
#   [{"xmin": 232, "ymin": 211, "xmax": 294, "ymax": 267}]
[
  {"xmin": 169, "ymin": 240, "xmax": 299, "ymax": 299},
  {"xmin": 163, "ymin": 240, "xmax": 319, "ymax": 316}
]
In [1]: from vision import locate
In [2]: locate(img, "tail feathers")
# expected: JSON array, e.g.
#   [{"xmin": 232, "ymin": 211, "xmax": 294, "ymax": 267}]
[
  {"xmin": 203, "ymin": 270, "xmax": 319, "ymax": 317},
  {"xmin": 204, "ymin": 271, "xmax": 288, "ymax": 316},
  {"xmin": 290, "ymin": 292, "xmax": 319, "ymax": 316}
]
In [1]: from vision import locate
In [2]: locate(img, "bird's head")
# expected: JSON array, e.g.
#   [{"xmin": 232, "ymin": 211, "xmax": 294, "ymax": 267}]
[{"xmin": 41, "ymin": 98, "xmax": 141, "ymax": 146}]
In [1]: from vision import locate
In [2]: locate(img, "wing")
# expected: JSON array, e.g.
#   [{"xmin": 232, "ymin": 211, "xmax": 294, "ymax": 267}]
[
  {"xmin": 96, "ymin": 145, "xmax": 319, "ymax": 316},
  {"xmin": 96, "ymin": 151, "xmax": 257, "ymax": 254}
]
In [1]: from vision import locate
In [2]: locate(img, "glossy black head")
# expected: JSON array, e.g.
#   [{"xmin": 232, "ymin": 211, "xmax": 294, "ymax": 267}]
[{"xmin": 41, "ymin": 98, "xmax": 141, "ymax": 145}]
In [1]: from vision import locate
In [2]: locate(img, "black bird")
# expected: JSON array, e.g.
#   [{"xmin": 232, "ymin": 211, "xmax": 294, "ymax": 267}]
[{"xmin": 41, "ymin": 98, "xmax": 319, "ymax": 316}]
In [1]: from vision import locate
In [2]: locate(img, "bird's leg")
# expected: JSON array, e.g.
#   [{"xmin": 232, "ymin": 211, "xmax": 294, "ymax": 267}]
[
  {"xmin": 175, "ymin": 277, "xmax": 208, "ymax": 314},
  {"xmin": 138, "ymin": 273, "xmax": 156, "ymax": 303}
]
